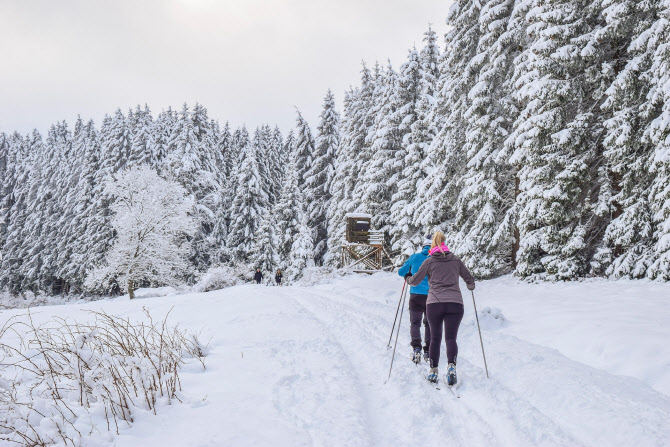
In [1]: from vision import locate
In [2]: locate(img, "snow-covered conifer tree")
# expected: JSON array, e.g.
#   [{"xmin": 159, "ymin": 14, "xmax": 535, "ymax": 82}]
[
  {"xmin": 294, "ymin": 109, "xmax": 315, "ymax": 188},
  {"xmin": 251, "ymin": 213, "xmax": 278, "ymax": 273},
  {"xmin": 344, "ymin": 64, "xmax": 376, "ymax": 214},
  {"xmin": 387, "ymin": 48, "xmax": 426, "ymax": 253},
  {"xmin": 306, "ymin": 90, "xmax": 340, "ymax": 265},
  {"xmin": 356, "ymin": 61, "xmax": 401, "ymax": 233},
  {"xmin": 0, "ymin": 132, "xmax": 9, "ymax": 251},
  {"xmin": 253, "ymin": 125, "xmax": 277, "ymax": 204},
  {"xmin": 288, "ymin": 209, "xmax": 314, "ymax": 281},
  {"xmin": 225, "ymin": 140, "xmax": 268, "ymax": 262},
  {"xmin": 646, "ymin": 0, "xmax": 670, "ymax": 280},
  {"xmin": 592, "ymin": 0, "xmax": 660, "ymax": 278},
  {"xmin": 67, "ymin": 120, "xmax": 103, "ymax": 288},
  {"xmin": 166, "ymin": 103, "xmax": 222, "ymax": 270},
  {"xmin": 324, "ymin": 90, "xmax": 356, "ymax": 266},
  {"xmin": 274, "ymin": 151, "xmax": 307, "ymax": 263},
  {"xmin": 271, "ymin": 125, "xmax": 286, "ymax": 192},
  {"xmin": 412, "ymin": 0, "xmax": 485, "ymax": 235},
  {"xmin": 129, "ymin": 104, "xmax": 153, "ymax": 166},
  {"xmin": 448, "ymin": 0, "xmax": 518, "ymax": 277},
  {"xmin": 504, "ymin": 0, "xmax": 608, "ymax": 279},
  {"xmin": 151, "ymin": 107, "xmax": 177, "ymax": 174},
  {"xmin": 102, "ymin": 109, "xmax": 132, "ymax": 173},
  {"xmin": 40, "ymin": 122, "xmax": 73, "ymax": 291},
  {"xmin": 0, "ymin": 134, "xmax": 29, "ymax": 293}
]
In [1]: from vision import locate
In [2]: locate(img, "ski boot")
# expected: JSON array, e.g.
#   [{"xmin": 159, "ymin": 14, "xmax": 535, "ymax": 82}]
[
  {"xmin": 447, "ymin": 363, "xmax": 457, "ymax": 387},
  {"xmin": 427, "ymin": 367, "xmax": 439, "ymax": 383},
  {"xmin": 412, "ymin": 347, "xmax": 422, "ymax": 364},
  {"xmin": 423, "ymin": 350, "xmax": 430, "ymax": 363}
]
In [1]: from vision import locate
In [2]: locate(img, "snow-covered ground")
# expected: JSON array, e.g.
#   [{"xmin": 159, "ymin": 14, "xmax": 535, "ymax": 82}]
[{"xmin": 1, "ymin": 273, "xmax": 669, "ymax": 446}]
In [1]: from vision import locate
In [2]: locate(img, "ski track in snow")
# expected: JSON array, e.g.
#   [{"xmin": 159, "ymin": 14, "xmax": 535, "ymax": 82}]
[
  {"xmin": 291, "ymin": 283, "xmax": 581, "ymax": 447},
  {"xmin": 1, "ymin": 273, "xmax": 669, "ymax": 447}
]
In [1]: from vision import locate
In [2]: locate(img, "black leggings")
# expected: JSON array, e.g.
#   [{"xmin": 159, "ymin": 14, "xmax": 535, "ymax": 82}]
[{"xmin": 426, "ymin": 302, "xmax": 464, "ymax": 368}]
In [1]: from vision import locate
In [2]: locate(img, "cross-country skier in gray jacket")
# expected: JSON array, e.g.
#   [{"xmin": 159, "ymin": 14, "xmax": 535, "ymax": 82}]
[{"xmin": 408, "ymin": 231, "xmax": 475, "ymax": 386}]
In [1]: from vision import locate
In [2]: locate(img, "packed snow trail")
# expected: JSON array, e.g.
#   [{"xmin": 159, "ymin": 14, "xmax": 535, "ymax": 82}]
[{"xmin": 1, "ymin": 273, "xmax": 669, "ymax": 447}]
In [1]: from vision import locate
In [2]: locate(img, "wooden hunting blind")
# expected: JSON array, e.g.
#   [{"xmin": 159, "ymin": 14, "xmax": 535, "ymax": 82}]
[{"xmin": 341, "ymin": 213, "xmax": 392, "ymax": 273}]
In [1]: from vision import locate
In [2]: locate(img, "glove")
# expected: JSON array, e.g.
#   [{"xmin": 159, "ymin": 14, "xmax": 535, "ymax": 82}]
[
  {"xmin": 404, "ymin": 273, "xmax": 412, "ymax": 280},
  {"xmin": 467, "ymin": 283, "xmax": 475, "ymax": 291}
]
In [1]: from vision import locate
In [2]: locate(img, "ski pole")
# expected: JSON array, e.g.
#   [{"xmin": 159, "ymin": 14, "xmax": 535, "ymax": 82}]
[
  {"xmin": 471, "ymin": 290, "xmax": 489, "ymax": 378},
  {"xmin": 386, "ymin": 280, "xmax": 408, "ymax": 382},
  {"xmin": 387, "ymin": 280, "xmax": 407, "ymax": 349}
]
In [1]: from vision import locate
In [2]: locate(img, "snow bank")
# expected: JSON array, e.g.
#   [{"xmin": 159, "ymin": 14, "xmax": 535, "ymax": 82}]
[
  {"xmin": 292, "ymin": 266, "xmax": 347, "ymax": 286},
  {"xmin": 0, "ymin": 290, "xmax": 105, "ymax": 310},
  {"xmin": 474, "ymin": 306, "xmax": 508, "ymax": 330},
  {"xmin": 133, "ymin": 286, "xmax": 178, "ymax": 299},
  {"xmin": 193, "ymin": 265, "xmax": 247, "ymax": 292}
]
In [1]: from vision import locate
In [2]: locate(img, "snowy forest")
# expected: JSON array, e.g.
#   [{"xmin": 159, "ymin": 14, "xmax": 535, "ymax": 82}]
[{"xmin": 1, "ymin": 0, "xmax": 670, "ymax": 297}]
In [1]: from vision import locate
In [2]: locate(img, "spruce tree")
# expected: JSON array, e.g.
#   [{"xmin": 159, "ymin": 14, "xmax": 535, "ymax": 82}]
[
  {"xmin": 449, "ymin": 0, "xmax": 518, "ymax": 278},
  {"xmin": 388, "ymin": 48, "xmax": 428, "ymax": 254},
  {"xmin": 68, "ymin": 120, "xmax": 102, "ymax": 288},
  {"xmin": 324, "ymin": 90, "xmax": 355, "ymax": 266},
  {"xmin": 0, "ymin": 133, "xmax": 28, "ymax": 293},
  {"xmin": 294, "ymin": 109, "xmax": 315, "ymax": 188},
  {"xmin": 646, "ymin": 0, "xmax": 670, "ymax": 279},
  {"xmin": 346, "ymin": 64, "xmax": 376, "ymax": 214},
  {"xmin": 251, "ymin": 213, "xmax": 278, "ymax": 273},
  {"xmin": 274, "ymin": 154, "xmax": 301, "ymax": 261},
  {"xmin": 41, "ymin": 122, "xmax": 73, "ymax": 292},
  {"xmin": 166, "ymin": 103, "xmax": 222, "ymax": 270},
  {"xmin": 411, "ymin": 0, "xmax": 485, "ymax": 235},
  {"xmin": 505, "ymin": 0, "xmax": 608, "ymax": 279},
  {"xmin": 288, "ymin": 208, "xmax": 314, "ymax": 281},
  {"xmin": 0, "ymin": 132, "xmax": 9, "ymax": 252},
  {"xmin": 151, "ymin": 107, "xmax": 177, "ymax": 174},
  {"xmin": 306, "ymin": 90, "xmax": 340, "ymax": 265},
  {"xmin": 593, "ymin": 0, "xmax": 660, "ymax": 278},
  {"xmin": 226, "ymin": 141, "xmax": 269, "ymax": 263},
  {"xmin": 129, "ymin": 104, "xmax": 154, "ymax": 166},
  {"xmin": 356, "ymin": 61, "xmax": 401, "ymax": 233}
]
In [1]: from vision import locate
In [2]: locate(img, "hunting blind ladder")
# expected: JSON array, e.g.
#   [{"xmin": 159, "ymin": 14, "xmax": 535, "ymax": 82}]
[{"xmin": 341, "ymin": 213, "xmax": 393, "ymax": 273}]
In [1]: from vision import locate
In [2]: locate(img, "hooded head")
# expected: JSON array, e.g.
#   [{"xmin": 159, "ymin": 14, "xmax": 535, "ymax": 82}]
[{"xmin": 423, "ymin": 233, "xmax": 432, "ymax": 247}]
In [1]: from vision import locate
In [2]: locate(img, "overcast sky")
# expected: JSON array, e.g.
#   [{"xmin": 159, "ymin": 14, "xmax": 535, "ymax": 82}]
[{"xmin": 0, "ymin": 0, "xmax": 452, "ymax": 136}]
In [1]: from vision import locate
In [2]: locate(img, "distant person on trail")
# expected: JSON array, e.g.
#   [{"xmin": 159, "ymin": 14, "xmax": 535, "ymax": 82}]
[
  {"xmin": 408, "ymin": 231, "xmax": 475, "ymax": 387},
  {"xmin": 398, "ymin": 234, "xmax": 432, "ymax": 364},
  {"xmin": 254, "ymin": 268, "xmax": 263, "ymax": 284},
  {"xmin": 275, "ymin": 269, "xmax": 283, "ymax": 286}
]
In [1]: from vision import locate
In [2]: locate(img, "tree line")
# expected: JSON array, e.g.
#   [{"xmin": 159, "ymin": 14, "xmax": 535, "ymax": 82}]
[
  {"xmin": 328, "ymin": 0, "xmax": 670, "ymax": 281},
  {"xmin": 2, "ymin": 0, "xmax": 670, "ymax": 296}
]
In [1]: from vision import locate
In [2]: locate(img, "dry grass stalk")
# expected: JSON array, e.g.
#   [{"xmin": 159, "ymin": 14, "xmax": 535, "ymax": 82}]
[{"xmin": 0, "ymin": 307, "xmax": 206, "ymax": 446}]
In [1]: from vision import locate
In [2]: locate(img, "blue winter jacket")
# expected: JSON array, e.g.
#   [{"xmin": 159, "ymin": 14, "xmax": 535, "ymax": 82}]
[{"xmin": 398, "ymin": 246, "xmax": 430, "ymax": 295}]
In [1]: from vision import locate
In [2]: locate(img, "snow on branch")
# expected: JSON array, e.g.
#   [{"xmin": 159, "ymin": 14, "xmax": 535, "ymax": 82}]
[
  {"xmin": 84, "ymin": 166, "xmax": 197, "ymax": 298},
  {"xmin": 0, "ymin": 308, "xmax": 206, "ymax": 446}
]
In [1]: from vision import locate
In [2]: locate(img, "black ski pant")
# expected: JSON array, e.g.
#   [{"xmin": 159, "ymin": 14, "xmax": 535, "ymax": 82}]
[
  {"xmin": 426, "ymin": 302, "xmax": 464, "ymax": 368},
  {"xmin": 409, "ymin": 294, "xmax": 430, "ymax": 352}
]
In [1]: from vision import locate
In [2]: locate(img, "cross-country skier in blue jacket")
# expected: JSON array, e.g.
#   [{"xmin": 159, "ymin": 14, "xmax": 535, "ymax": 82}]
[{"xmin": 398, "ymin": 234, "xmax": 432, "ymax": 364}]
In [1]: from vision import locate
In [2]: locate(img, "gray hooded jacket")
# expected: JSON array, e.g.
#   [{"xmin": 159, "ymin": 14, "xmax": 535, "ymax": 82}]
[{"xmin": 408, "ymin": 251, "xmax": 475, "ymax": 305}]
